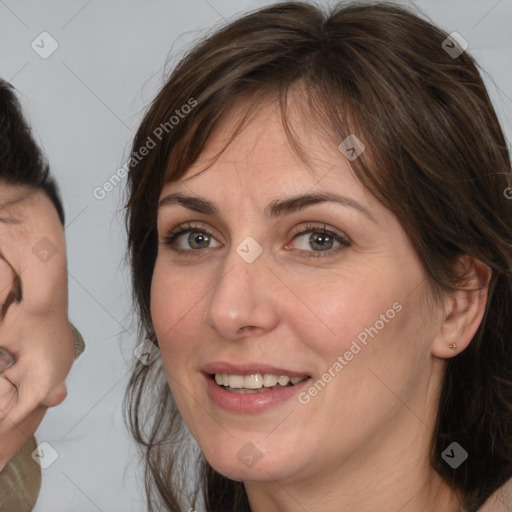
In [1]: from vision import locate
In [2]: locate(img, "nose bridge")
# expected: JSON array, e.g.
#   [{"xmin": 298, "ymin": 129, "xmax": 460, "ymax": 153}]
[{"xmin": 203, "ymin": 234, "xmax": 278, "ymax": 337}]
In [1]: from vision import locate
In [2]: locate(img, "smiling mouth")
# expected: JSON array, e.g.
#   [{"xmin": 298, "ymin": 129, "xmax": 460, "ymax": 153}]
[{"xmin": 211, "ymin": 372, "xmax": 311, "ymax": 394}]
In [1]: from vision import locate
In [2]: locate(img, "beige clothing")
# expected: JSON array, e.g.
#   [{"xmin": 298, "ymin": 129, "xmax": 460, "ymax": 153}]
[{"xmin": 0, "ymin": 437, "xmax": 40, "ymax": 511}]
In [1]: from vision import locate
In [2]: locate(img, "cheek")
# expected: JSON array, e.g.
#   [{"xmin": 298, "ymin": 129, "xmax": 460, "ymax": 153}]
[
  {"xmin": 150, "ymin": 260, "xmax": 201, "ymax": 366},
  {"xmin": 150, "ymin": 261, "xmax": 213, "ymax": 433},
  {"xmin": 291, "ymin": 261, "xmax": 429, "ymax": 385},
  {"xmin": 288, "ymin": 266, "xmax": 400, "ymax": 347},
  {"xmin": 152, "ymin": 257, "xmax": 180, "ymax": 324}
]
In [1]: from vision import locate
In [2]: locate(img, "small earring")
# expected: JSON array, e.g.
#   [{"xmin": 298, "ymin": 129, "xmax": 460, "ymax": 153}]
[{"xmin": 448, "ymin": 343, "xmax": 457, "ymax": 350}]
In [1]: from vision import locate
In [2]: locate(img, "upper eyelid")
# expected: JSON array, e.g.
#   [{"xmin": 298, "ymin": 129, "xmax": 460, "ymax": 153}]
[
  {"xmin": 162, "ymin": 224, "xmax": 349, "ymax": 263},
  {"xmin": 157, "ymin": 197, "xmax": 366, "ymax": 240},
  {"xmin": 163, "ymin": 220, "xmax": 345, "ymax": 234},
  {"xmin": 163, "ymin": 221, "xmax": 350, "ymax": 245}
]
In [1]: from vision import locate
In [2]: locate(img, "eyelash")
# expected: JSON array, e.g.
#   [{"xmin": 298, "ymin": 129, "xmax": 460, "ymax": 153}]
[{"xmin": 161, "ymin": 222, "xmax": 351, "ymax": 259}]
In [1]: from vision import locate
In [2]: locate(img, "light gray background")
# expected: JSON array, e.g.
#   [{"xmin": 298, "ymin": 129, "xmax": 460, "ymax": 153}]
[{"xmin": 0, "ymin": 0, "xmax": 511, "ymax": 510}]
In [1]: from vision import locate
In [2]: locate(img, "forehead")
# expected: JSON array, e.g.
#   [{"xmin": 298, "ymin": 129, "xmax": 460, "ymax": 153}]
[{"xmin": 166, "ymin": 99, "xmax": 360, "ymax": 198}]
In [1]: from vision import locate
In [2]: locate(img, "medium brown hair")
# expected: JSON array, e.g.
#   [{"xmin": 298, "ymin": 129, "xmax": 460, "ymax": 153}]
[{"xmin": 124, "ymin": 2, "xmax": 512, "ymax": 511}]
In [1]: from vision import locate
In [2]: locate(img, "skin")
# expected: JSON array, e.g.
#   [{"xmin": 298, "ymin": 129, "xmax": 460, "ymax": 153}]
[
  {"xmin": 0, "ymin": 184, "xmax": 74, "ymax": 472},
  {"xmin": 151, "ymin": 98, "xmax": 491, "ymax": 512}
]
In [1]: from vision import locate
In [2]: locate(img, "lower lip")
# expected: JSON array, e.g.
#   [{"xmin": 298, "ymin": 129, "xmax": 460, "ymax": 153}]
[{"xmin": 204, "ymin": 373, "xmax": 311, "ymax": 413}]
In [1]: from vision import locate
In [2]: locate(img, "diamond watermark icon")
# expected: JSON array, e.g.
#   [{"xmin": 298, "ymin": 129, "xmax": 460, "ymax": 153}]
[
  {"xmin": 441, "ymin": 442, "xmax": 468, "ymax": 469},
  {"xmin": 32, "ymin": 237, "xmax": 58, "ymax": 263},
  {"xmin": 237, "ymin": 442, "xmax": 263, "ymax": 468},
  {"xmin": 442, "ymin": 32, "xmax": 468, "ymax": 59},
  {"xmin": 31, "ymin": 32, "xmax": 59, "ymax": 59},
  {"xmin": 338, "ymin": 134, "xmax": 366, "ymax": 161},
  {"xmin": 31, "ymin": 441, "xmax": 58, "ymax": 469},
  {"xmin": 134, "ymin": 338, "xmax": 160, "ymax": 366},
  {"xmin": 236, "ymin": 236, "xmax": 263, "ymax": 263}
]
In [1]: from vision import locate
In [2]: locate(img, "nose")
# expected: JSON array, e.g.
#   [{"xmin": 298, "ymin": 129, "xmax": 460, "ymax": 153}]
[
  {"xmin": 41, "ymin": 382, "xmax": 68, "ymax": 408},
  {"xmin": 203, "ymin": 241, "xmax": 280, "ymax": 340}
]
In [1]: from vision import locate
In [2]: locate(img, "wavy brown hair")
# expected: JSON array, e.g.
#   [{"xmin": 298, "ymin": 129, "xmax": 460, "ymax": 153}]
[{"xmin": 123, "ymin": 2, "xmax": 512, "ymax": 511}]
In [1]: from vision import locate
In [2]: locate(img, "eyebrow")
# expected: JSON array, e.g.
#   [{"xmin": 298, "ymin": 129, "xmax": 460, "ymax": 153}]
[
  {"xmin": 0, "ymin": 210, "xmax": 23, "ymax": 225},
  {"xmin": 159, "ymin": 191, "xmax": 377, "ymax": 223},
  {"xmin": 0, "ymin": 217, "xmax": 21, "ymax": 225}
]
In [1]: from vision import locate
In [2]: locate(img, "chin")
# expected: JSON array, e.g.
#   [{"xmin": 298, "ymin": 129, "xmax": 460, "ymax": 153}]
[
  {"xmin": 199, "ymin": 437, "xmax": 304, "ymax": 484},
  {"xmin": 206, "ymin": 457, "xmax": 286, "ymax": 483}
]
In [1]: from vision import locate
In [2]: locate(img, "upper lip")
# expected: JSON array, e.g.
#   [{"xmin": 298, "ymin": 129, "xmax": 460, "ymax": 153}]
[{"xmin": 202, "ymin": 362, "xmax": 311, "ymax": 378}]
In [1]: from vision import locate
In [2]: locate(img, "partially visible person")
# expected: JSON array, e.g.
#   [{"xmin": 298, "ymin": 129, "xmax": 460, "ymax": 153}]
[{"xmin": 0, "ymin": 79, "xmax": 85, "ymax": 511}]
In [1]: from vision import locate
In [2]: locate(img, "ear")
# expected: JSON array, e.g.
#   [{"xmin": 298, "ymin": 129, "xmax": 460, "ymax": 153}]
[{"xmin": 431, "ymin": 255, "xmax": 492, "ymax": 359}]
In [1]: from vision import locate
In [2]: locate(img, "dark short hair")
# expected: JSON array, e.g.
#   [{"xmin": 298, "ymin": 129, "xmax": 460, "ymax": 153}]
[
  {"xmin": 124, "ymin": 2, "xmax": 512, "ymax": 511},
  {"xmin": 0, "ymin": 79, "xmax": 65, "ymax": 224}
]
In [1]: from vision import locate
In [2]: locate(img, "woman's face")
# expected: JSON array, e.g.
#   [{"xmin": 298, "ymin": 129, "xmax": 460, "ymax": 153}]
[{"xmin": 151, "ymin": 100, "xmax": 446, "ymax": 488}]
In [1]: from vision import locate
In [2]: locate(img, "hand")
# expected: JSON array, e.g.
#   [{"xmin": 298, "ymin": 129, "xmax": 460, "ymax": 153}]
[{"xmin": 0, "ymin": 185, "xmax": 76, "ymax": 471}]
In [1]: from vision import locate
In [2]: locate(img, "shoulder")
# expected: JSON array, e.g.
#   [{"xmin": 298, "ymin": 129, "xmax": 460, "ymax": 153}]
[{"xmin": 478, "ymin": 477, "xmax": 512, "ymax": 511}]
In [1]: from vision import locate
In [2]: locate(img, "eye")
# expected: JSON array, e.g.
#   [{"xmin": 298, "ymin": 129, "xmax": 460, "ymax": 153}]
[
  {"xmin": 286, "ymin": 223, "xmax": 350, "ymax": 259},
  {"xmin": 162, "ymin": 222, "xmax": 222, "ymax": 255},
  {"xmin": 162, "ymin": 221, "xmax": 350, "ymax": 260}
]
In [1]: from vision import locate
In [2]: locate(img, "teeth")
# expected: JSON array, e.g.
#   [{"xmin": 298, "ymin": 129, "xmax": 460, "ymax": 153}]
[
  {"xmin": 228, "ymin": 375, "xmax": 244, "ymax": 388},
  {"xmin": 277, "ymin": 375, "xmax": 289, "ymax": 386},
  {"xmin": 262, "ymin": 374, "xmax": 278, "ymax": 387},
  {"xmin": 214, "ymin": 373, "xmax": 307, "ymax": 390},
  {"xmin": 245, "ymin": 374, "xmax": 263, "ymax": 389}
]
